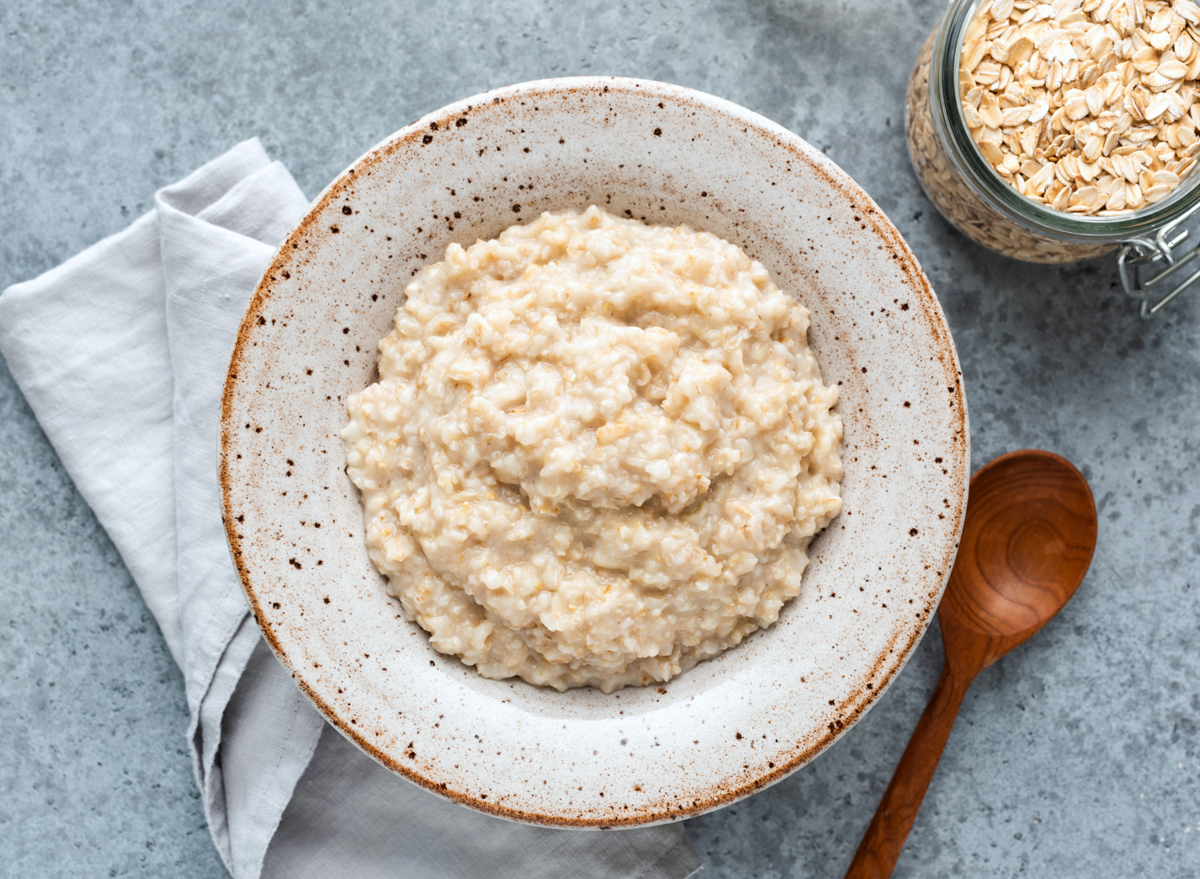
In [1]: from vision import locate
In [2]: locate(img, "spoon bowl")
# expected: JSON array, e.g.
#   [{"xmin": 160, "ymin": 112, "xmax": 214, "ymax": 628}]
[
  {"xmin": 941, "ymin": 450, "xmax": 1098, "ymax": 670},
  {"xmin": 845, "ymin": 450, "xmax": 1098, "ymax": 879}
]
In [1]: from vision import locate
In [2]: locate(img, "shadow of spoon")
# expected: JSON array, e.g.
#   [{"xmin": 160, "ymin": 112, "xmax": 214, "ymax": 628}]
[{"xmin": 843, "ymin": 449, "xmax": 1098, "ymax": 879}]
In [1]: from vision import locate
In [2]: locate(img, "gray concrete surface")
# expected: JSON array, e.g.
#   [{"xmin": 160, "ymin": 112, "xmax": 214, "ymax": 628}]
[{"xmin": 2, "ymin": 0, "xmax": 1198, "ymax": 876}]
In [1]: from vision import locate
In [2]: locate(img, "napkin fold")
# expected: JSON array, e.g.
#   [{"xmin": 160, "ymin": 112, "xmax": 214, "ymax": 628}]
[{"xmin": 0, "ymin": 139, "xmax": 701, "ymax": 879}]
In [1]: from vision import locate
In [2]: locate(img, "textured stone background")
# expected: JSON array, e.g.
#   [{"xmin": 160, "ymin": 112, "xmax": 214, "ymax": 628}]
[{"xmin": 2, "ymin": 0, "xmax": 1198, "ymax": 876}]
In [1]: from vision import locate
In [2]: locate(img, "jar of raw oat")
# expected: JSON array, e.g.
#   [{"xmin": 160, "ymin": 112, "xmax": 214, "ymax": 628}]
[{"xmin": 907, "ymin": 0, "xmax": 1200, "ymax": 306}]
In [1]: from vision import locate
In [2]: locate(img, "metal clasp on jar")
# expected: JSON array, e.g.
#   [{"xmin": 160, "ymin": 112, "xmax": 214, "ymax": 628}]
[{"xmin": 1118, "ymin": 200, "xmax": 1200, "ymax": 318}]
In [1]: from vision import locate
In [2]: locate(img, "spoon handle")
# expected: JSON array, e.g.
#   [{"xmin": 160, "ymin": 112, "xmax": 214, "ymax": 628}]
[{"xmin": 842, "ymin": 662, "xmax": 973, "ymax": 879}]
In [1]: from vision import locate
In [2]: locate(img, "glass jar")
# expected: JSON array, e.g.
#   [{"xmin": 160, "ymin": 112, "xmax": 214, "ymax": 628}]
[{"xmin": 906, "ymin": 0, "xmax": 1200, "ymax": 312}]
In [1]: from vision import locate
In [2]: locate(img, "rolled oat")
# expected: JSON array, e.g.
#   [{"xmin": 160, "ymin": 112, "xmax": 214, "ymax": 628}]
[
  {"xmin": 907, "ymin": 31, "xmax": 1118, "ymax": 261},
  {"xmin": 961, "ymin": 0, "xmax": 1200, "ymax": 216}
]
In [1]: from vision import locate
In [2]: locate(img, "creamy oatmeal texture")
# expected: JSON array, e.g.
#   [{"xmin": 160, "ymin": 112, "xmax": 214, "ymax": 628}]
[{"xmin": 342, "ymin": 207, "xmax": 843, "ymax": 692}]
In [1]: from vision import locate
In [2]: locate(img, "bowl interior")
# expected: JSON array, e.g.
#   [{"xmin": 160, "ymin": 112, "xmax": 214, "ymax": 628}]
[{"xmin": 220, "ymin": 76, "xmax": 968, "ymax": 826}]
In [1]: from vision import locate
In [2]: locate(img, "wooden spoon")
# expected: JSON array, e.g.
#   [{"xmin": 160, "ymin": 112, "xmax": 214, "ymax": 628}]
[{"xmin": 844, "ymin": 449, "xmax": 1098, "ymax": 879}]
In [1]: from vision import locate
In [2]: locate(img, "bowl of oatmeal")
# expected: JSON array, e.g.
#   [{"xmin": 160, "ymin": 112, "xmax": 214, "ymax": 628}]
[{"xmin": 220, "ymin": 76, "xmax": 968, "ymax": 826}]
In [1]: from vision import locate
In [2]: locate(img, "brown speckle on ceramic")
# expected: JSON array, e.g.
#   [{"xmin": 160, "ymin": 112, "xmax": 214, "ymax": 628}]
[{"xmin": 219, "ymin": 76, "xmax": 968, "ymax": 827}]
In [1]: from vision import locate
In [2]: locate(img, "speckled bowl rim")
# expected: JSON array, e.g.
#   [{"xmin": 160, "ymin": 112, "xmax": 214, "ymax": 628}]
[{"xmin": 220, "ymin": 76, "xmax": 969, "ymax": 827}]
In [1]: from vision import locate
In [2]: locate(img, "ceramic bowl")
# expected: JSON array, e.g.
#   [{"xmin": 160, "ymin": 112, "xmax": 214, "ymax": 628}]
[{"xmin": 220, "ymin": 76, "xmax": 968, "ymax": 827}]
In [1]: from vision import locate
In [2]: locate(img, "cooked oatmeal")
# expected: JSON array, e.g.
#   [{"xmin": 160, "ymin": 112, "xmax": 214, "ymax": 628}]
[{"xmin": 342, "ymin": 206, "xmax": 843, "ymax": 692}]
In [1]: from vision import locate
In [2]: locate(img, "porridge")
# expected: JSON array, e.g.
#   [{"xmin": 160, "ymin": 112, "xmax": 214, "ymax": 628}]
[{"xmin": 342, "ymin": 206, "xmax": 843, "ymax": 692}]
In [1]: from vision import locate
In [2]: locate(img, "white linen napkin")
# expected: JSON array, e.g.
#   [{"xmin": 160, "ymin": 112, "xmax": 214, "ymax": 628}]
[{"xmin": 0, "ymin": 139, "xmax": 701, "ymax": 879}]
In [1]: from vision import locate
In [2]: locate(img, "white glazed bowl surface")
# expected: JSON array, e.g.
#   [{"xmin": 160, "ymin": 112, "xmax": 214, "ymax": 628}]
[{"xmin": 220, "ymin": 76, "xmax": 968, "ymax": 826}]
